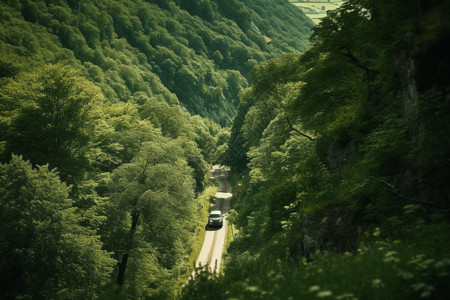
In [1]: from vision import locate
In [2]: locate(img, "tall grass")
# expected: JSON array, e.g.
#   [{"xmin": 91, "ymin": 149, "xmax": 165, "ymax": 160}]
[
  {"xmin": 176, "ymin": 186, "xmax": 217, "ymax": 287},
  {"xmin": 181, "ymin": 222, "xmax": 450, "ymax": 299}
]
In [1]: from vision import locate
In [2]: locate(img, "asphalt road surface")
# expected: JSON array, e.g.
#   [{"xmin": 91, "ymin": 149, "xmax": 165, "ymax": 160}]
[{"xmin": 193, "ymin": 165, "xmax": 232, "ymax": 275}]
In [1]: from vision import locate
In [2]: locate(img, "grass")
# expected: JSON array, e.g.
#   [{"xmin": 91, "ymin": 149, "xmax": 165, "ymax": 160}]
[
  {"xmin": 181, "ymin": 223, "xmax": 450, "ymax": 300},
  {"xmin": 175, "ymin": 186, "xmax": 217, "ymax": 287},
  {"xmin": 232, "ymin": 238, "xmax": 450, "ymax": 299},
  {"xmin": 220, "ymin": 214, "xmax": 239, "ymax": 276}
]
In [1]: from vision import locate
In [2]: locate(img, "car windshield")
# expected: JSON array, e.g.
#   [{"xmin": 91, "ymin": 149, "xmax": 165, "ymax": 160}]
[{"xmin": 210, "ymin": 214, "xmax": 221, "ymax": 218}]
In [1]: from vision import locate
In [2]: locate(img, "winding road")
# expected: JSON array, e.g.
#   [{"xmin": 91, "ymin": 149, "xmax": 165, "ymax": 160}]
[{"xmin": 193, "ymin": 165, "xmax": 232, "ymax": 275}]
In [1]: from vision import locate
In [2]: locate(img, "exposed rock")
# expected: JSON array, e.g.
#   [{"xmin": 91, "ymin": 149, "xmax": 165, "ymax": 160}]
[
  {"xmin": 393, "ymin": 32, "xmax": 419, "ymax": 136},
  {"xmin": 299, "ymin": 206, "xmax": 357, "ymax": 259},
  {"xmin": 328, "ymin": 138, "xmax": 355, "ymax": 172}
]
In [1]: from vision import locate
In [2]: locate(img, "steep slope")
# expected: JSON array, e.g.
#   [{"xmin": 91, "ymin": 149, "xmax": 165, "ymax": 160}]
[
  {"xmin": 0, "ymin": 1, "xmax": 313, "ymax": 298},
  {"xmin": 184, "ymin": 0, "xmax": 450, "ymax": 299},
  {"xmin": 0, "ymin": 0, "xmax": 313, "ymax": 125}
]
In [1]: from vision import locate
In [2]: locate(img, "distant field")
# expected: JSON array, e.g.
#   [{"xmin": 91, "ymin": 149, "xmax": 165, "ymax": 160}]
[
  {"xmin": 293, "ymin": 2, "xmax": 342, "ymax": 11},
  {"xmin": 288, "ymin": 0, "xmax": 342, "ymax": 3},
  {"xmin": 289, "ymin": 1, "xmax": 343, "ymax": 24}
]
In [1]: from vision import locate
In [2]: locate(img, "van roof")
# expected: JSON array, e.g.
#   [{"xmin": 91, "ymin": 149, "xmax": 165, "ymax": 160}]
[{"xmin": 210, "ymin": 210, "xmax": 222, "ymax": 214}]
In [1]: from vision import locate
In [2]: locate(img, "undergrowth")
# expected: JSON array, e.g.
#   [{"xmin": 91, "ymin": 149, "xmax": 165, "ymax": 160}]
[{"xmin": 181, "ymin": 222, "xmax": 450, "ymax": 299}]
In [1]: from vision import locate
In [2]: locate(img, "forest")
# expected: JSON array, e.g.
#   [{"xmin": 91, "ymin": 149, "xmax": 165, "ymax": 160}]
[
  {"xmin": 0, "ymin": 0, "xmax": 312, "ymax": 126},
  {"xmin": 182, "ymin": 0, "xmax": 450, "ymax": 299},
  {"xmin": 1, "ymin": 0, "xmax": 450, "ymax": 299},
  {"xmin": 0, "ymin": 0, "xmax": 312, "ymax": 299}
]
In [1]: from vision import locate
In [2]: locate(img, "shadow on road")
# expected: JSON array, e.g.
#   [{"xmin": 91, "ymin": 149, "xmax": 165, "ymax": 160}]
[{"xmin": 205, "ymin": 224, "xmax": 222, "ymax": 231}]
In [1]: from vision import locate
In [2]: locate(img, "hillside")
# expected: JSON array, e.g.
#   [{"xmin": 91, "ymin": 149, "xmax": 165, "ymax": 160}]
[
  {"xmin": 183, "ymin": 0, "xmax": 450, "ymax": 299},
  {"xmin": 0, "ymin": 0, "xmax": 313, "ymax": 125},
  {"xmin": 0, "ymin": 1, "xmax": 314, "ymax": 299},
  {"xmin": 5, "ymin": 0, "xmax": 450, "ymax": 299}
]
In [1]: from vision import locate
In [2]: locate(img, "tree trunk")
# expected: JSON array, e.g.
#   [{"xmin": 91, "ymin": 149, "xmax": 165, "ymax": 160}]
[
  {"xmin": 116, "ymin": 253, "xmax": 129, "ymax": 287},
  {"xmin": 116, "ymin": 210, "xmax": 140, "ymax": 287}
]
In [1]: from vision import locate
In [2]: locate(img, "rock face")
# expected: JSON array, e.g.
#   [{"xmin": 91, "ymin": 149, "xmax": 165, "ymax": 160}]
[
  {"xmin": 328, "ymin": 139, "xmax": 355, "ymax": 173},
  {"xmin": 393, "ymin": 33, "xmax": 420, "ymax": 137},
  {"xmin": 296, "ymin": 35, "xmax": 421, "ymax": 259},
  {"xmin": 300, "ymin": 207, "xmax": 357, "ymax": 259},
  {"xmin": 392, "ymin": 33, "xmax": 446, "ymax": 207},
  {"xmin": 393, "ymin": 31, "xmax": 450, "ymax": 210}
]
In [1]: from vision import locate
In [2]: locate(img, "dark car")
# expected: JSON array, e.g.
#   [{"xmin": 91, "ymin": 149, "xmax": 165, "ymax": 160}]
[{"xmin": 208, "ymin": 210, "xmax": 223, "ymax": 227}]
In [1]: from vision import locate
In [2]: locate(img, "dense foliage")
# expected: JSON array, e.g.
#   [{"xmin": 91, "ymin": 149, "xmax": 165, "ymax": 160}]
[
  {"xmin": 0, "ymin": 155, "xmax": 115, "ymax": 299},
  {"xmin": 0, "ymin": 0, "xmax": 313, "ymax": 299},
  {"xmin": 0, "ymin": 0, "xmax": 312, "ymax": 125},
  {"xmin": 183, "ymin": 0, "xmax": 450, "ymax": 299}
]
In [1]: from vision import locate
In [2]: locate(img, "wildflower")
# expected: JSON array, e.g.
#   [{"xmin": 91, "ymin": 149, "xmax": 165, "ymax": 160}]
[
  {"xmin": 421, "ymin": 290, "xmax": 432, "ymax": 298},
  {"xmin": 246, "ymin": 286, "xmax": 260, "ymax": 292},
  {"xmin": 412, "ymin": 282, "xmax": 426, "ymax": 292},
  {"xmin": 397, "ymin": 269, "xmax": 414, "ymax": 279},
  {"xmin": 411, "ymin": 257, "xmax": 435, "ymax": 270},
  {"xmin": 393, "ymin": 240, "xmax": 401, "ymax": 244},
  {"xmin": 301, "ymin": 257, "xmax": 308, "ymax": 265},
  {"xmin": 409, "ymin": 254, "xmax": 426, "ymax": 265},
  {"xmin": 317, "ymin": 290, "xmax": 333, "ymax": 297},
  {"xmin": 383, "ymin": 251, "xmax": 400, "ymax": 263},
  {"xmin": 336, "ymin": 293, "xmax": 358, "ymax": 300},
  {"xmin": 420, "ymin": 286, "xmax": 435, "ymax": 298},
  {"xmin": 309, "ymin": 285, "xmax": 320, "ymax": 292},
  {"xmin": 434, "ymin": 258, "xmax": 450, "ymax": 269},
  {"xmin": 412, "ymin": 283, "xmax": 435, "ymax": 298},
  {"xmin": 372, "ymin": 279, "xmax": 384, "ymax": 288},
  {"xmin": 344, "ymin": 251, "xmax": 352, "ymax": 257},
  {"xmin": 435, "ymin": 258, "xmax": 450, "ymax": 277},
  {"xmin": 372, "ymin": 227, "xmax": 380, "ymax": 237},
  {"xmin": 422, "ymin": 259, "xmax": 435, "ymax": 267},
  {"xmin": 356, "ymin": 247, "xmax": 366, "ymax": 254}
]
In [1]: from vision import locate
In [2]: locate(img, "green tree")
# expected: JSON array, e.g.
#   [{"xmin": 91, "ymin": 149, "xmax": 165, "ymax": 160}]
[
  {"xmin": 0, "ymin": 155, "xmax": 114, "ymax": 299},
  {"xmin": 2, "ymin": 64, "xmax": 101, "ymax": 184},
  {"xmin": 88, "ymin": 101, "xmax": 159, "ymax": 174},
  {"xmin": 102, "ymin": 137, "xmax": 196, "ymax": 295}
]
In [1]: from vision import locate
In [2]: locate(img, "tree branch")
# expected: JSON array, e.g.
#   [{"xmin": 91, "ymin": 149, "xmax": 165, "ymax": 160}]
[
  {"xmin": 272, "ymin": 85, "xmax": 314, "ymax": 141},
  {"xmin": 380, "ymin": 180, "xmax": 446, "ymax": 208},
  {"xmin": 285, "ymin": 115, "xmax": 314, "ymax": 141},
  {"xmin": 338, "ymin": 49, "xmax": 376, "ymax": 75}
]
